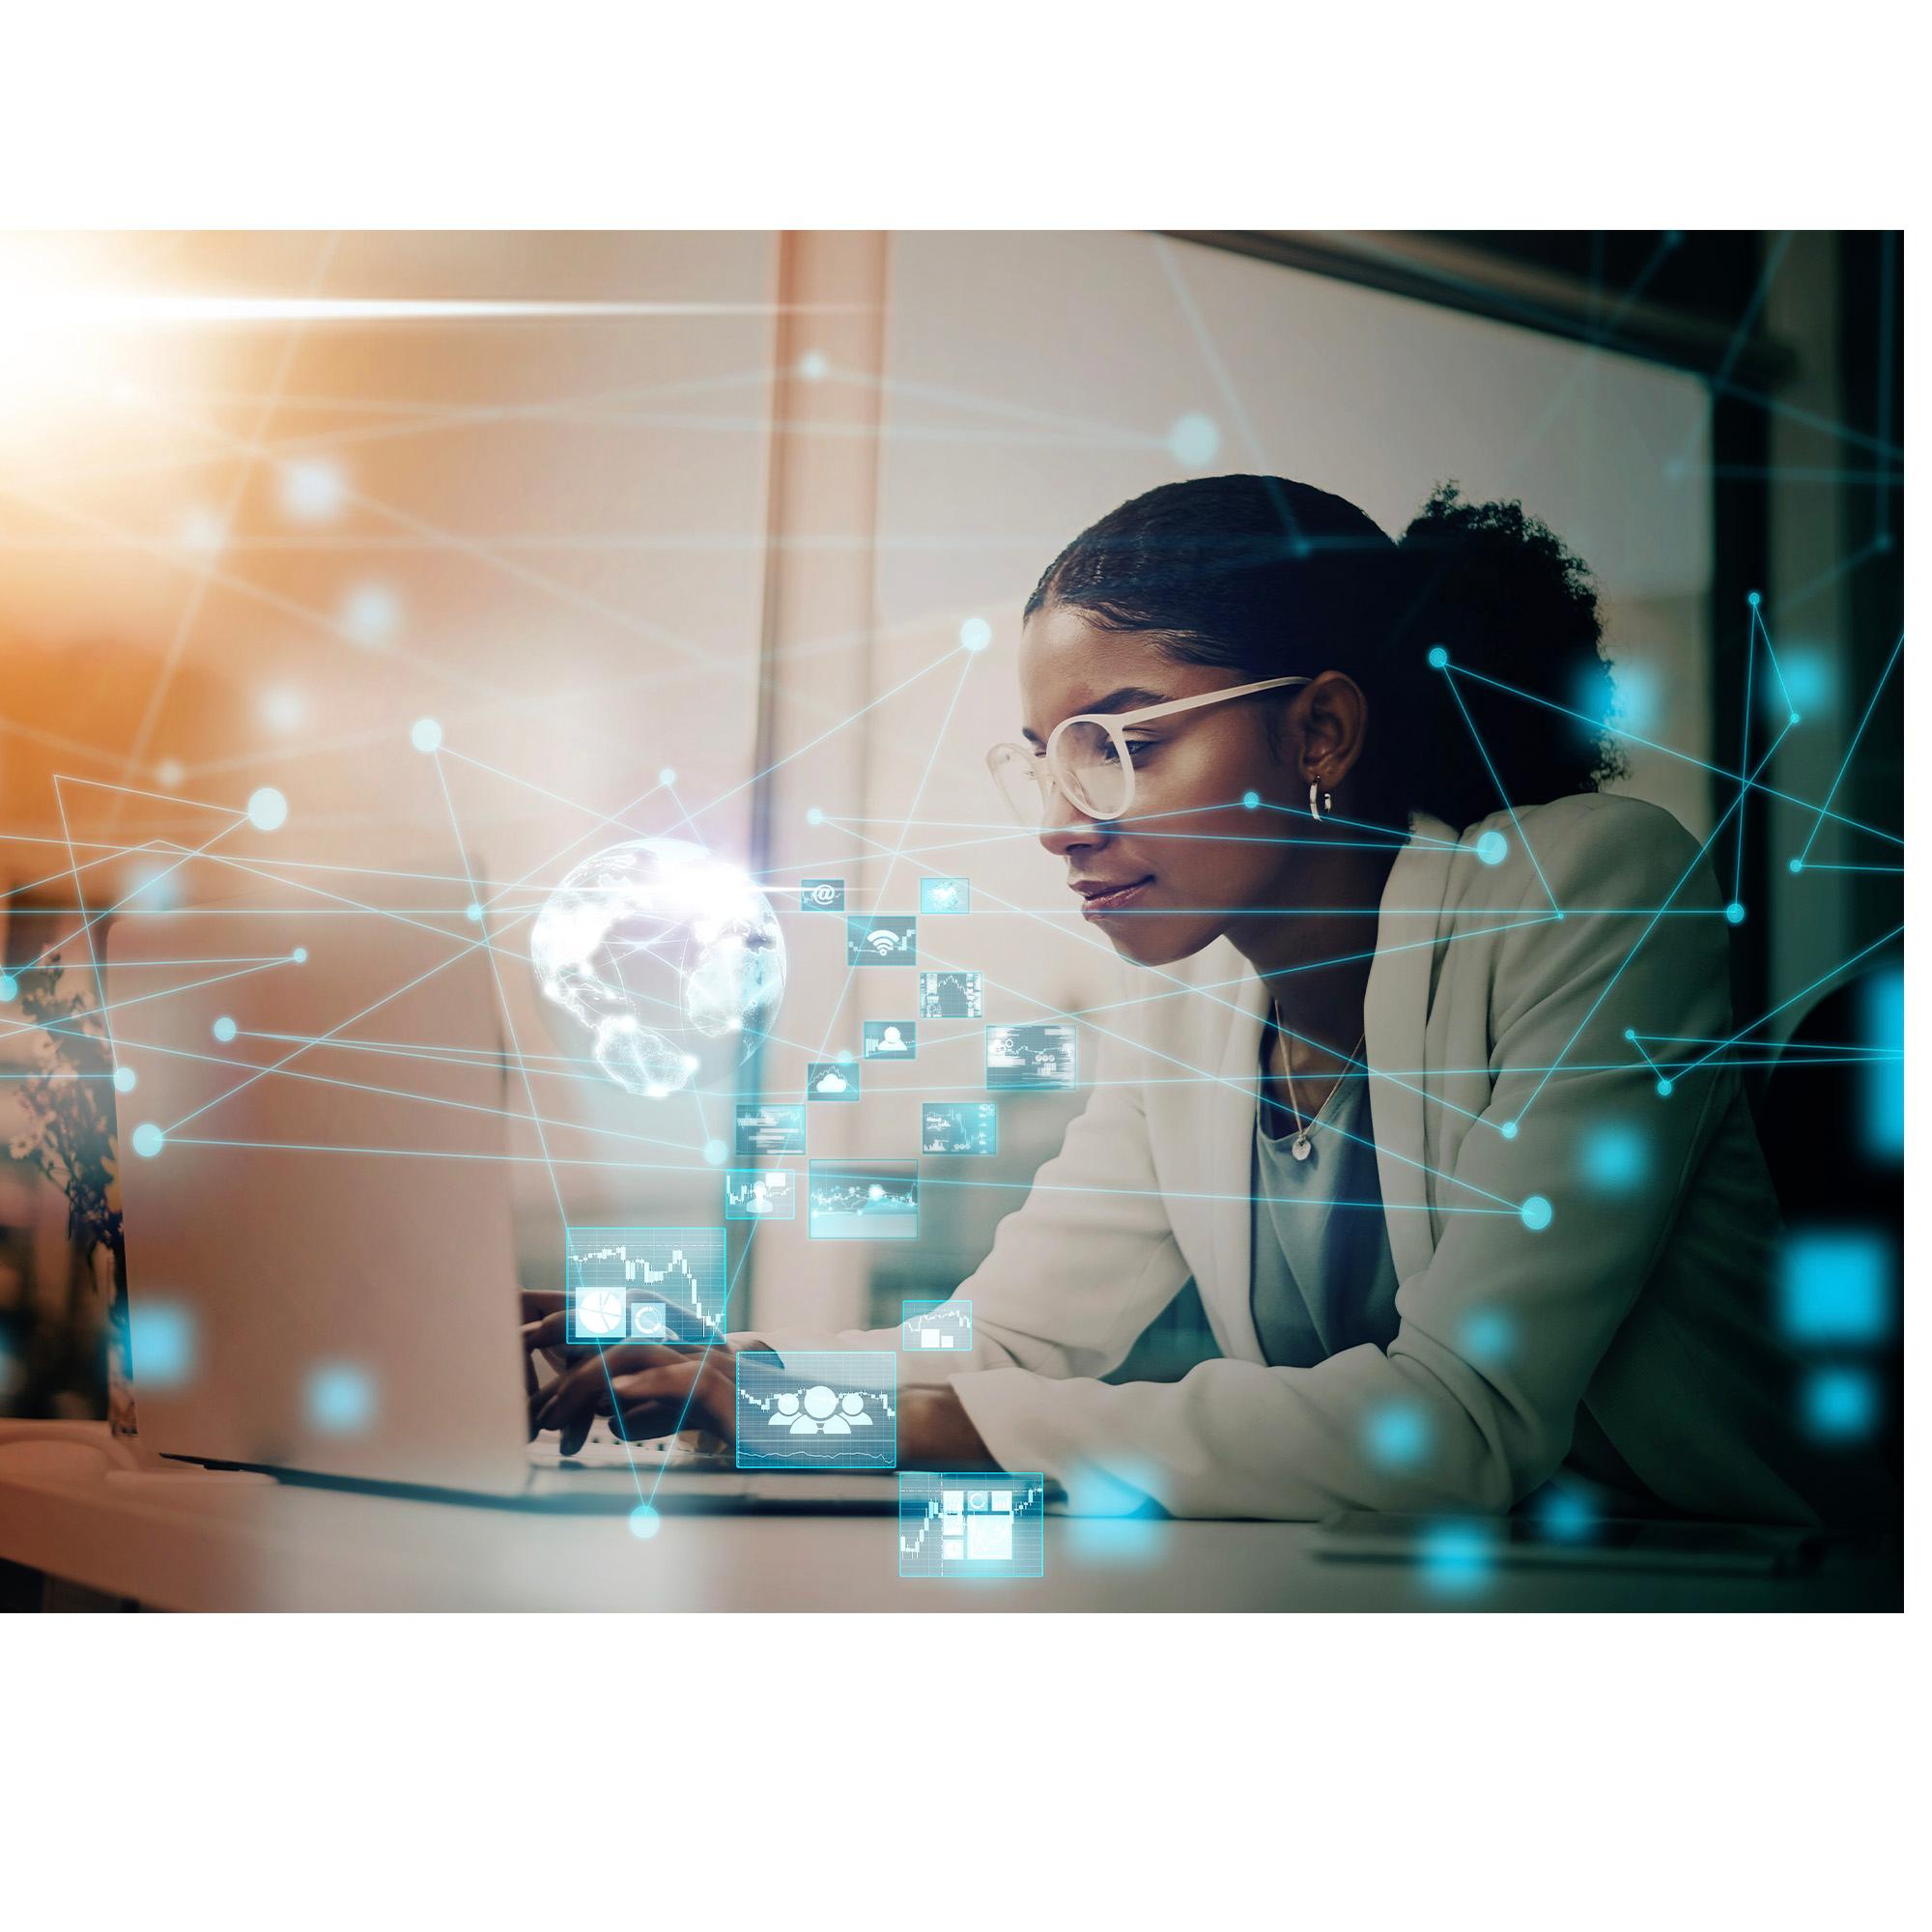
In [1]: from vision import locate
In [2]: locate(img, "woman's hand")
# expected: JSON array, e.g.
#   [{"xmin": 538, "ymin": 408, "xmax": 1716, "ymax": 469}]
[{"xmin": 521, "ymin": 1290, "xmax": 1002, "ymax": 1467}]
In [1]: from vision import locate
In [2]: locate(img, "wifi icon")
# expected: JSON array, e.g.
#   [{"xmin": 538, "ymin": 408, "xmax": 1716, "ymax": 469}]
[
  {"xmin": 849, "ymin": 915, "xmax": 915, "ymax": 965},
  {"xmin": 867, "ymin": 927, "xmax": 900, "ymax": 956}
]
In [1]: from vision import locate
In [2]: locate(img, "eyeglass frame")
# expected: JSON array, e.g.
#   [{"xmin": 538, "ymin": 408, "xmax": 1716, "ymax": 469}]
[{"xmin": 985, "ymin": 674, "xmax": 1312, "ymax": 825}]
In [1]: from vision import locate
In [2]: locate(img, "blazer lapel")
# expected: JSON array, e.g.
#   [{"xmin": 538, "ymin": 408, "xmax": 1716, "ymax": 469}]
[
  {"xmin": 1202, "ymin": 957, "xmax": 1270, "ymax": 1362},
  {"xmin": 1365, "ymin": 814, "xmax": 1459, "ymax": 1283}
]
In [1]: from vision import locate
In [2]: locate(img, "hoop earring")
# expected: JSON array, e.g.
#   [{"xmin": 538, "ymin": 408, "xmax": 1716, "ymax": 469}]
[{"xmin": 1307, "ymin": 781, "xmax": 1332, "ymax": 823}]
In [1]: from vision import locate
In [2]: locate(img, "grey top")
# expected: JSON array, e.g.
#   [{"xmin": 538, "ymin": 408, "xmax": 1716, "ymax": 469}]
[{"xmin": 1249, "ymin": 1062, "xmax": 1403, "ymax": 1369}]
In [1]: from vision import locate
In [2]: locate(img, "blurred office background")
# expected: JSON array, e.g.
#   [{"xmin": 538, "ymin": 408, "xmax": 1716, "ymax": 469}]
[{"xmin": 0, "ymin": 231, "xmax": 1901, "ymax": 1432}]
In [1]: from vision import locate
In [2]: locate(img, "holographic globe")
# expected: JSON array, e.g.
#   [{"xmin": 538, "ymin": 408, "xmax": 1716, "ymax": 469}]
[{"xmin": 531, "ymin": 837, "xmax": 785, "ymax": 1098}]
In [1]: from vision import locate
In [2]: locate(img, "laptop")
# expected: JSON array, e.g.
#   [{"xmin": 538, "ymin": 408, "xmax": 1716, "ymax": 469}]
[{"xmin": 104, "ymin": 877, "xmax": 896, "ymax": 1514}]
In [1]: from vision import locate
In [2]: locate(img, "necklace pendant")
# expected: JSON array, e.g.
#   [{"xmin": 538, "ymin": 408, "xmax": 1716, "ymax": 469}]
[{"xmin": 1291, "ymin": 1134, "xmax": 1313, "ymax": 1162}]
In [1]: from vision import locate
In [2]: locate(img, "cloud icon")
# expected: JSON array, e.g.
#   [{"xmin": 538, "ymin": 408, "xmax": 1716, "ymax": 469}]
[{"xmin": 813, "ymin": 1068, "xmax": 848, "ymax": 1094}]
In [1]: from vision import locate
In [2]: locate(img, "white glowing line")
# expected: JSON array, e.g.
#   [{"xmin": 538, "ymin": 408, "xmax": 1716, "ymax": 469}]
[{"xmin": 8, "ymin": 297, "xmax": 868, "ymax": 326}]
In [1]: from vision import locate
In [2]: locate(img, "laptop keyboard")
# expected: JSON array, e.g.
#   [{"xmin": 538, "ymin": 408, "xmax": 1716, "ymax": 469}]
[{"xmin": 528, "ymin": 1420, "xmax": 727, "ymax": 1470}]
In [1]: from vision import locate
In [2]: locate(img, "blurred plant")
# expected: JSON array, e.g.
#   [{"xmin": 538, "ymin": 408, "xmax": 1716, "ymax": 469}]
[
  {"xmin": 9, "ymin": 958, "xmax": 122, "ymax": 1258},
  {"xmin": 7, "ymin": 955, "xmax": 132, "ymax": 1429}
]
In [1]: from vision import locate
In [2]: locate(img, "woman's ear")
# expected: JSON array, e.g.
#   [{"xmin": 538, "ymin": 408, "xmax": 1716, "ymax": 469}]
[{"xmin": 1297, "ymin": 671, "xmax": 1371, "ymax": 790}]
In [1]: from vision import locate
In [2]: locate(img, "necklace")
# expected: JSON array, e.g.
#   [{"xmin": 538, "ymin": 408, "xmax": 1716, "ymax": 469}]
[{"xmin": 1273, "ymin": 1025, "xmax": 1367, "ymax": 1162}]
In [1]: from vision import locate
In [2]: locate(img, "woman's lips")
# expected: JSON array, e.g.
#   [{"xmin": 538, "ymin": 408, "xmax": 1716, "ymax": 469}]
[{"xmin": 1074, "ymin": 876, "xmax": 1154, "ymax": 918}]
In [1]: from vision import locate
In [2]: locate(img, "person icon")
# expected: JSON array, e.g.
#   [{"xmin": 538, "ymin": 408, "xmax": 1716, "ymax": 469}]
[
  {"xmin": 747, "ymin": 1179, "xmax": 772, "ymax": 1214},
  {"xmin": 838, "ymin": 1391, "xmax": 874, "ymax": 1427},
  {"xmin": 769, "ymin": 1391, "xmax": 803, "ymax": 1428},
  {"xmin": 875, "ymin": 1025, "xmax": 907, "ymax": 1053},
  {"xmin": 800, "ymin": 1384, "xmax": 844, "ymax": 1434}
]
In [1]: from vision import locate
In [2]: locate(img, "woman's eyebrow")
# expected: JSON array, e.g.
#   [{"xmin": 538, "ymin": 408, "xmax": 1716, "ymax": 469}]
[{"xmin": 1021, "ymin": 686, "xmax": 1174, "ymax": 747}]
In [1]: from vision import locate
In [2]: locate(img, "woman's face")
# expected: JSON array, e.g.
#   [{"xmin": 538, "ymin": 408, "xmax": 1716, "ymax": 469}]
[{"xmin": 1014, "ymin": 603, "xmax": 1311, "ymax": 967}]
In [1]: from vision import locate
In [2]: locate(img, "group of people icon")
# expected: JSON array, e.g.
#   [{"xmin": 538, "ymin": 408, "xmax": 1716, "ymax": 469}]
[{"xmin": 767, "ymin": 1385, "xmax": 876, "ymax": 1434}]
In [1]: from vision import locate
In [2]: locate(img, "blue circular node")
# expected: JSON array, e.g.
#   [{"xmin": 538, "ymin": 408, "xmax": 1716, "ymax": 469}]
[
  {"xmin": 1166, "ymin": 412, "xmax": 1220, "ymax": 467},
  {"xmin": 1499, "ymin": 1120, "xmax": 1519, "ymax": 1141},
  {"xmin": 410, "ymin": 717, "xmax": 441, "ymax": 753},
  {"xmin": 113, "ymin": 1065, "xmax": 137, "ymax": 1094},
  {"xmin": 130, "ymin": 1122, "xmax": 166, "ymax": 1159},
  {"xmin": 1520, "ymin": 1194, "xmax": 1552, "ymax": 1232},
  {"xmin": 0, "ymin": 974, "xmax": 15, "ymax": 1003},
  {"xmin": 246, "ymin": 786, "xmax": 288, "ymax": 833},
  {"xmin": 835, "ymin": 1048, "xmax": 853, "ymax": 1064},
  {"xmin": 466, "ymin": 902, "xmax": 484, "ymax": 923},
  {"xmin": 1241, "ymin": 790, "xmax": 1260, "ymax": 810},
  {"xmin": 1622, "ymin": 1027, "xmax": 1636, "ymax": 1041},
  {"xmin": 1788, "ymin": 712, "xmax": 1802, "ymax": 727},
  {"xmin": 1656, "ymin": 1077, "xmax": 1674, "ymax": 1097},
  {"xmin": 1788, "ymin": 858, "xmax": 1804, "ymax": 874},
  {"xmin": 1476, "ymin": 830, "xmax": 1508, "ymax": 867},
  {"xmin": 212, "ymin": 1016, "xmax": 237, "ymax": 1043},
  {"xmin": 703, "ymin": 1138, "xmax": 728, "ymax": 1167},
  {"xmin": 806, "ymin": 807, "xmax": 824, "ymax": 826},
  {"xmin": 292, "ymin": 947, "xmax": 308, "ymax": 964},
  {"xmin": 1725, "ymin": 901, "xmax": 1746, "ymax": 925},
  {"xmin": 658, "ymin": 766, "xmax": 677, "ymax": 786},
  {"xmin": 1427, "ymin": 645, "xmax": 1450, "ymax": 669},
  {"xmin": 629, "ymin": 1502, "xmax": 662, "ymax": 1540},
  {"xmin": 1747, "ymin": 589, "xmax": 1762, "ymax": 608},
  {"xmin": 958, "ymin": 616, "xmax": 993, "ymax": 654}
]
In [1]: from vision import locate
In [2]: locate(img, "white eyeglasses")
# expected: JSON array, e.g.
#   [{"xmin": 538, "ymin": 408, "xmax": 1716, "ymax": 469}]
[{"xmin": 986, "ymin": 675, "xmax": 1310, "ymax": 825}]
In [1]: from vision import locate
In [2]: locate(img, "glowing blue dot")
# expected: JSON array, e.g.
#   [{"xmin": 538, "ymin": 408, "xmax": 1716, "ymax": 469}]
[
  {"xmin": 1461, "ymin": 1308, "xmax": 1514, "ymax": 1362},
  {"xmin": 1537, "ymin": 1486, "xmax": 1597, "ymax": 1542},
  {"xmin": 1427, "ymin": 645, "xmax": 1450, "ymax": 669},
  {"xmin": 1365, "ymin": 1403, "xmax": 1430, "ymax": 1468},
  {"xmin": 1520, "ymin": 1194, "xmax": 1552, "ymax": 1232},
  {"xmin": 129, "ymin": 1303, "xmax": 195, "ymax": 1388},
  {"xmin": 246, "ymin": 787, "xmax": 288, "ymax": 833},
  {"xmin": 130, "ymin": 1122, "xmax": 166, "ymax": 1158},
  {"xmin": 834, "ymin": 1048, "xmax": 853, "ymax": 1065},
  {"xmin": 1498, "ymin": 1120, "xmax": 1519, "ymax": 1141},
  {"xmin": 308, "ymin": 1362, "xmax": 376, "ymax": 1435},
  {"xmin": 113, "ymin": 1065, "xmax": 137, "ymax": 1094},
  {"xmin": 1580, "ymin": 1122, "xmax": 1647, "ymax": 1193},
  {"xmin": 281, "ymin": 458, "xmax": 346, "ymax": 523},
  {"xmin": 958, "ymin": 616, "xmax": 993, "ymax": 653},
  {"xmin": 1656, "ymin": 1077, "xmax": 1674, "ymax": 1097},
  {"xmin": 1803, "ymin": 1367, "xmax": 1877, "ymax": 1441},
  {"xmin": 410, "ymin": 717, "xmax": 442, "ymax": 753},
  {"xmin": 1166, "ymin": 412, "xmax": 1220, "ymax": 467},
  {"xmin": 797, "ymin": 351, "xmax": 828, "ymax": 381},
  {"xmin": 466, "ymin": 902, "xmax": 484, "ymax": 923},
  {"xmin": 1476, "ymin": 830, "xmax": 1508, "ymax": 867},
  {"xmin": 292, "ymin": 947, "xmax": 308, "ymax": 964},
  {"xmin": 658, "ymin": 766, "xmax": 677, "ymax": 786},
  {"xmin": 1419, "ymin": 1520, "xmax": 1493, "ymax": 1597},
  {"xmin": 1623, "ymin": 1027, "xmax": 1636, "ymax": 1041},
  {"xmin": 1779, "ymin": 1231, "xmax": 1889, "ymax": 1345},
  {"xmin": 212, "ymin": 1016, "xmax": 238, "ymax": 1043},
  {"xmin": 629, "ymin": 1502, "xmax": 662, "ymax": 1540},
  {"xmin": 806, "ymin": 807, "xmax": 824, "ymax": 826},
  {"xmin": 1241, "ymin": 790, "xmax": 1260, "ymax": 810},
  {"xmin": 1725, "ymin": 901, "xmax": 1746, "ymax": 925},
  {"xmin": 1788, "ymin": 713, "xmax": 1802, "ymax": 727},
  {"xmin": 1747, "ymin": 589, "xmax": 1762, "ymax": 608},
  {"xmin": 0, "ymin": 974, "xmax": 15, "ymax": 1002},
  {"xmin": 1788, "ymin": 858, "xmax": 1804, "ymax": 874},
  {"xmin": 703, "ymin": 1138, "xmax": 728, "ymax": 1167}
]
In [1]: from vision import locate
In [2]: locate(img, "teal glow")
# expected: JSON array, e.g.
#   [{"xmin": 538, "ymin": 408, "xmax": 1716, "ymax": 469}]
[
  {"xmin": 129, "ymin": 1122, "xmax": 165, "ymax": 1158},
  {"xmin": 1803, "ymin": 1368, "xmax": 1877, "ymax": 1441},
  {"xmin": 212, "ymin": 1016, "xmax": 237, "ymax": 1042},
  {"xmin": 112, "ymin": 1065, "xmax": 137, "ymax": 1094},
  {"xmin": 129, "ymin": 1302, "xmax": 195, "ymax": 1388},
  {"xmin": 1579, "ymin": 1122, "xmax": 1647, "ymax": 1193},
  {"xmin": 1365, "ymin": 1402, "xmax": 1430, "ymax": 1468},
  {"xmin": 629, "ymin": 1502, "xmax": 662, "ymax": 1539},
  {"xmin": 1778, "ymin": 1231, "xmax": 1890, "ymax": 1344},
  {"xmin": 1520, "ymin": 1195, "xmax": 1552, "ymax": 1231},
  {"xmin": 308, "ymin": 1363, "xmax": 376, "ymax": 1435},
  {"xmin": 1427, "ymin": 645, "xmax": 1449, "ymax": 669},
  {"xmin": 1476, "ymin": 830, "xmax": 1508, "ymax": 866}
]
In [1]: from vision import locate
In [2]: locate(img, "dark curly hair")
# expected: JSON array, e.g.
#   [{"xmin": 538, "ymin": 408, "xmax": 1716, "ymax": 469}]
[{"xmin": 1021, "ymin": 474, "xmax": 1625, "ymax": 835}]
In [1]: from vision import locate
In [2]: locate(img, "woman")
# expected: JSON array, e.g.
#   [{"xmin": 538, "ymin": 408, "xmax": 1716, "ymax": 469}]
[{"xmin": 531, "ymin": 475, "xmax": 1881, "ymax": 1524}]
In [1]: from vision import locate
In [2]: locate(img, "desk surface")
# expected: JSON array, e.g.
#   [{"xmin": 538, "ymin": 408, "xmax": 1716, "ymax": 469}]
[{"xmin": 0, "ymin": 1425, "xmax": 1900, "ymax": 1612}]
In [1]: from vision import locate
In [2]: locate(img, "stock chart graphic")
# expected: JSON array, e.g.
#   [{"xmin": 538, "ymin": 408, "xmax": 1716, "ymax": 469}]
[
  {"xmin": 735, "ymin": 1351, "xmax": 897, "ymax": 1469},
  {"xmin": 898, "ymin": 1472, "xmax": 1046, "ymax": 1578},
  {"xmin": 565, "ymin": 1226, "xmax": 726, "ymax": 1343},
  {"xmin": 901, "ymin": 1299, "xmax": 974, "ymax": 1350}
]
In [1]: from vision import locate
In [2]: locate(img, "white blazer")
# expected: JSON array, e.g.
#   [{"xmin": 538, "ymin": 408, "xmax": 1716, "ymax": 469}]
[{"xmin": 772, "ymin": 793, "xmax": 1871, "ymax": 1522}]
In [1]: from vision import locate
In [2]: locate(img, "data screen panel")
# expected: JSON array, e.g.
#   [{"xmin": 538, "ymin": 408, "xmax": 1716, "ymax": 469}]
[
  {"xmin": 566, "ymin": 1225, "xmax": 726, "ymax": 1344},
  {"xmin": 898, "ymin": 1471, "xmax": 1046, "ymax": 1577},
  {"xmin": 736, "ymin": 1350, "xmax": 898, "ymax": 1470}
]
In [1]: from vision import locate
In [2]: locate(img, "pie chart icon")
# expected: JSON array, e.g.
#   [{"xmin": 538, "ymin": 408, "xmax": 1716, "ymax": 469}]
[{"xmin": 577, "ymin": 1288, "xmax": 626, "ymax": 1339}]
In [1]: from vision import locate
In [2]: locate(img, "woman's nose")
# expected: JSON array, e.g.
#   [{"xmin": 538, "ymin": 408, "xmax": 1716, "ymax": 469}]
[{"xmin": 1037, "ymin": 782, "xmax": 1105, "ymax": 859}]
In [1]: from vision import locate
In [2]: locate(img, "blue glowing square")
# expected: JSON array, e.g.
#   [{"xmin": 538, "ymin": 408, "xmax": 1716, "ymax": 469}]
[
  {"xmin": 920, "ymin": 876, "xmax": 970, "ymax": 915},
  {"xmin": 985, "ymin": 1022, "xmax": 1077, "ymax": 1090},
  {"xmin": 862, "ymin": 1019, "xmax": 917, "ymax": 1059},
  {"xmin": 567, "ymin": 1226, "xmax": 726, "ymax": 1343},
  {"xmin": 1862, "ymin": 970, "xmax": 1903, "ymax": 1160},
  {"xmin": 846, "ymin": 914, "xmax": 916, "ymax": 965},
  {"xmin": 899, "ymin": 1470, "xmax": 1045, "ymax": 1577},
  {"xmin": 724, "ymin": 1168, "xmax": 796, "ymax": 1220},
  {"xmin": 901, "ymin": 1298, "xmax": 973, "ymax": 1351},
  {"xmin": 307, "ymin": 1362, "xmax": 376, "ymax": 1435},
  {"xmin": 1803, "ymin": 1367, "xmax": 1878, "ymax": 1440},
  {"xmin": 800, "ymin": 878, "xmax": 844, "ymax": 912},
  {"xmin": 736, "ymin": 1350, "xmax": 896, "ymax": 1469},
  {"xmin": 1778, "ymin": 1231, "xmax": 1891, "ymax": 1344},
  {"xmin": 806, "ymin": 1061, "xmax": 859, "ymax": 1101},
  {"xmin": 808, "ymin": 1159, "xmax": 919, "ymax": 1239},
  {"xmin": 128, "ymin": 1301, "xmax": 195, "ymax": 1389}
]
